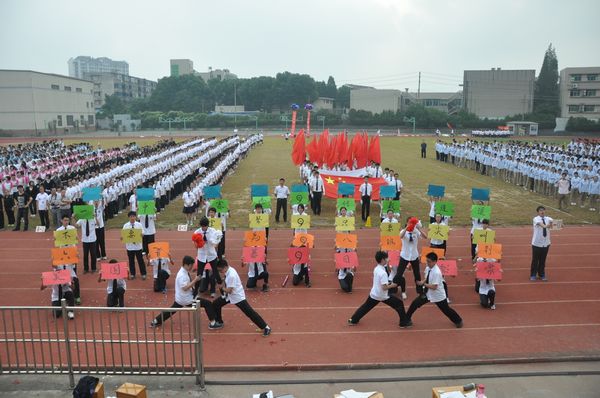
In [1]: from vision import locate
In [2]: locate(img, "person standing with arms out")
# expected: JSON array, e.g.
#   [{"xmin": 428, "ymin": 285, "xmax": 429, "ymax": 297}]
[
  {"xmin": 348, "ymin": 250, "xmax": 412, "ymax": 328},
  {"xmin": 12, "ymin": 185, "xmax": 32, "ymax": 231},
  {"xmin": 123, "ymin": 211, "xmax": 147, "ymax": 280},
  {"xmin": 192, "ymin": 216, "xmax": 222, "ymax": 297},
  {"xmin": 421, "ymin": 140, "xmax": 427, "ymax": 159},
  {"xmin": 35, "ymin": 185, "xmax": 51, "ymax": 230},
  {"xmin": 274, "ymin": 178, "xmax": 290, "ymax": 223},
  {"xmin": 555, "ymin": 172, "xmax": 570, "ymax": 211},
  {"xmin": 309, "ymin": 171, "xmax": 324, "ymax": 216},
  {"xmin": 359, "ymin": 176, "xmax": 372, "ymax": 222},
  {"xmin": 394, "ymin": 217, "xmax": 428, "ymax": 300},
  {"xmin": 531, "ymin": 206, "xmax": 552, "ymax": 281}
]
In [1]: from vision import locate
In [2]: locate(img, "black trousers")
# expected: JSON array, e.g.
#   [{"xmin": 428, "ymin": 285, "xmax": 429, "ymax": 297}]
[
  {"xmin": 153, "ymin": 270, "xmax": 170, "ymax": 292},
  {"xmin": 292, "ymin": 264, "xmax": 310, "ymax": 286},
  {"xmin": 213, "ymin": 297, "xmax": 267, "ymax": 329},
  {"xmin": 96, "ymin": 227, "xmax": 106, "ymax": 258},
  {"xmin": 196, "ymin": 258, "xmax": 221, "ymax": 294},
  {"xmin": 153, "ymin": 298, "xmax": 215, "ymax": 325},
  {"xmin": 217, "ymin": 231, "xmax": 226, "ymax": 259},
  {"xmin": 361, "ymin": 195, "xmax": 371, "ymax": 221},
  {"xmin": 4, "ymin": 197, "xmax": 15, "ymax": 225},
  {"xmin": 38, "ymin": 210, "xmax": 50, "ymax": 228},
  {"xmin": 480, "ymin": 290, "xmax": 495, "ymax": 308},
  {"xmin": 246, "ymin": 263, "xmax": 269, "ymax": 288},
  {"xmin": 394, "ymin": 258, "xmax": 423, "ymax": 294},
  {"xmin": 339, "ymin": 273, "xmax": 354, "ymax": 293},
  {"xmin": 142, "ymin": 234, "xmax": 155, "ymax": 255},
  {"xmin": 72, "ymin": 277, "xmax": 80, "ymax": 300},
  {"xmin": 275, "ymin": 198, "xmax": 287, "ymax": 222},
  {"xmin": 127, "ymin": 249, "xmax": 146, "ymax": 276},
  {"xmin": 51, "ymin": 291, "xmax": 75, "ymax": 318},
  {"xmin": 107, "ymin": 287, "xmax": 125, "ymax": 307},
  {"xmin": 406, "ymin": 295, "xmax": 462, "ymax": 325},
  {"xmin": 312, "ymin": 192, "xmax": 322, "ymax": 215},
  {"xmin": 531, "ymin": 245, "xmax": 550, "ymax": 278},
  {"xmin": 421, "ymin": 148, "xmax": 426, "ymax": 158},
  {"xmin": 0, "ymin": 198, "xmax": 4, "ymax": 228},
  {"xmin": 350, "ymin": 295, "xmax": 410, "ymax": 326},
  {"xmin": 82, "ymin": 241, "xmax": 97, "ymax": 272},
  {"xmin": 14, "ymin": 207, "xmax": 28, "ymax": 230}
]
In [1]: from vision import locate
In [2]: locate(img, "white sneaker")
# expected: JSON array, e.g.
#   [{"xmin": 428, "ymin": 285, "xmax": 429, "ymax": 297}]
[
  {"xmin": 67, "ymin": 311, "xmax": 75, "ymax": 319},
  {"xmin": 401, "ymin": 292, "xmax": 407, "ymax": 300},
  {"xmin": 490, "ymin": 304, "xmax": 496, "ymax": 310},
  {"xmin": 447, "ymin": 297, "xmax": 452, "ymax": 304},
  {"xmin": 570, "ymin": 202, "xmax": 576, "ymax": 206}
]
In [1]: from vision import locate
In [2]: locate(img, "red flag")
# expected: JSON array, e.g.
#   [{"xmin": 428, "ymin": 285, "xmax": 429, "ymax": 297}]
[
  {"xmin": 320, "ymin": 172, "xmax": 388, "ymax": 200},
  {"xmin": 368, "ymin": 135, "xmax": 381, "ymax": 164},
  {"xmin": 291, "ymin": 129, "xmax": 305, "ymax": 165},
  {"xmin": 318, "ymin": 130, "xmax": 330, "ymax": 167},
  {"xmin": 447, "ymin": 122, "xmax": 453, "ymax": 130},
  {"xmin": 306, "ymin": 136, "xmax": 319, "ymax": 164}
]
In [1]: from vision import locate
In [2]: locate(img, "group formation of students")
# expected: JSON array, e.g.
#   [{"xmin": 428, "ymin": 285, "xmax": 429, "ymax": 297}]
[{"xmin": 470, "ymin": 130, "xmax": 513, "ymax": 138}]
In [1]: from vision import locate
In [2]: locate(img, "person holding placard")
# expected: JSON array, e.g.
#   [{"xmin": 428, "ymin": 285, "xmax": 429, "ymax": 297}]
[
  {"xmin": 429, "ymin": 213, "xmax": 450, "ymax": 254},
  {"xmin": 149, "ymin": 250, "xmax": 173, "ymax": 293},
  {"xmin": 40, "ymin": 270, "xmax": 75, "ymax": 319},
  {"xmin": 291, "ymin": 204, "xmax": 311, "ymax": 288},
  {"xmin": 244, "ymin": 204, "xmax": 270, "ymax": 292},
  {"xmin": 56, "ymin": 215, "xmax": 81, "ymax": 305},
  {"xmin": 336, "ymin": 207, "xmax": 356, "ymax": 293},
  {"xmin": 394, "ymin": 217, "xmax": 428, "ymax": 300},
  {"xmin": 359, "ymin": 176, "xmax": 373, "ymax": 222},
  {"xmin": 123, "ymin": 211, "xmax": 146, "ymax": 280},
  {"xmin": 140, "ymin": 212, "xmax": 157, "ymax": 256},
  {"xmin": 472, "ymin": 219, "xmax": 492, "ymax": 291},
  {"xmin": 475, "ymin": 269, "xmax": 497, "ymax": 310},
  {"xmin": 75, "ymin": 209, "xmax": 98, "ymax": 274},
  {"xmin": 98, "ymin": 259, "xmax": 127, "ymax": 308},
  {"xmin": 274, "ymin": 178, "xmax": 290, "ymax": 223},
  {"xmin": 93, "ymin": 200, "xmax": 107, "ymax": 260},
  {"xmin": 470, "ymin": 204, "xmax": 486, "ymax": 260},
  {"xmin": 207, "ymin": 205, "xmax": 228, "ymax": 260},
  {"xmin": 192, "ymin": 216, "xmax": 223, "ymax": 297},
  {"xmin": 530, "ymin": 206, "xmax": 552, "ymax": 281}
]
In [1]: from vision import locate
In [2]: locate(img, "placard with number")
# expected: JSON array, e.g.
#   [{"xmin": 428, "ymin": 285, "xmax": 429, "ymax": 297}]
[
  {"xmin": 336, "ymin": 198, "xmax": 356, "ymax": 211},
  {"xmin": 251, "ymin": 196, "xmax": 272, "ymax": 209},
  {"xmin": 335, "ymin": 233, "xmax": 358, "ymax": 249},
  {"xmin": 208, "ymin": 217, "xmax": 222, "ymax": 230},
  {"xmin": 244, "ymin": 231, "xmax": 267, "ymax": 247},
  {"xmin": 42, "ymin": 269, "xmax": 72, "ymax": 286},
  {"xmin": 287, "ymin": 247, "xmax": 309, "ymax": 264},
  {"xmin": 475, "ymin": 261, "xmax": 502, "ymax": 280},
  {"xmin": 428, "ymin": 224, "xmax": 449, "ymax": 241},
  {"xmin": 434, "ymin": 201, "xmax": 455, "ymax": 216},
  {"xmin": 51, "ymin": 247, "xmax": 79, "ymax": 266},
  {"xmin": 291, "ymin": 192, "xmax": 309, "ymax": 205},
  {"xmin": 437, "ymin": 260, "xmax": 458, "ymax": 277},
  {"xmin": 249, "ymin": 213, "xmax": 270, "ymax": 228},
  {"xmin": 420, "ymin": 247, "xmax": 446, "ymax": 263},
  {"xmin": 291, "ymin": 214, "xmax": 310, "ymax": 229},
  {"xmin": 242, "ymin": 246, "xmax": 266, "ymax": 263},
  {"xmin": 292, "ymin": 233, "xmax": 315, "ymax": 248},
  {"xmin": 335, "ymin": 216, "xmax": 355, "ymax": 231},
  {"xmin": 381, "ymin": 200, "xmax": 400, "ymax": 214},
  {"xmin": 54, "ymin": 229, "xmax": 78, "ymax": 247},
  {"xmin": 121, "ymin": 228, "xmax": 142, "ymax": 244},
  {"xmin": 477, "ymin": 243, "xmax": 502, "ymax": 260},
  {"xmin": 472, "ymin": 229, "xmax": 496, "ymax": 244},
  {"xmin": 471, "ymin": 205, "xmax": 492, "ymax": 219},
  {"xmin": 335, "ymin": 251, "xmax": 359, "ymax": 269},
  {"xmin": 387, "ymin": 250, "xmax": 400, "ymax": 266},
  {"xmin": 380, "ymin": 235, "xmax": 401, "ymax": 251},
  {"xmin": 148, "ymin": 242, "xmax": 170, "ymax": 260},
  {"xmin": 100, "ymin": 262, "xmax": 129, "ymax": 279},
  {"xmin": 380, "ymin": 222, "xmax": 400, "ymax": 236},
  {"xmin": 137, "ymin": 200, "xmax": 156, "ymax": 215},
  {"xmin": 210, "ymin": 199, "xmax": 229, "ymax": 213}
]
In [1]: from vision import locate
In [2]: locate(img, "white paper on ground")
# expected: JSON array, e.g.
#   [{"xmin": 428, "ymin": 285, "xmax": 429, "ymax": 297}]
[
  {"xmin": 340, "ymin": 390, "xmax": 378, "ymax": 398},
  {"xmin": 440, "ymin": 392, "xmax": 465, "ymax": 398}
]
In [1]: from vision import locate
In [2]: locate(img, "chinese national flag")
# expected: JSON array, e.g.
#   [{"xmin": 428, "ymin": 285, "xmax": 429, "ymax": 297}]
[{"xmin": 320, "ymin": 173, "xmax": 388, "ymax": 201}]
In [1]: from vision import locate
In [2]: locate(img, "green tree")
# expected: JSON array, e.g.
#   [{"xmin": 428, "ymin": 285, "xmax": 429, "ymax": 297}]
[
  {"xmin": 325, "ymin": 76, "xmax": 337, "ymax": 98},
  {"xmin": 97, "ymin": 94, "xmax": 126, "ymax": 118},
  {"xmin": 534, "ymin": 44, "xmax": 559, "ymax": 115},
  {"xmin": 336, "ymin": 85, "xmax": 351, "ymax": 109},
  {"xmin": 147, "ymin": 75, "xmax": 212, "ymax": 113}
]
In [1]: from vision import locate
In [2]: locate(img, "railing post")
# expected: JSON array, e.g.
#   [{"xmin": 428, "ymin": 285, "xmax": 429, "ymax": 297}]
[
  {"xmin": 61, "ymin": 299, "xmax": 75, "ymax": 388},
  {"xmin": 192, "ymin": 300, "xmax": 205, "ymax": 389}
]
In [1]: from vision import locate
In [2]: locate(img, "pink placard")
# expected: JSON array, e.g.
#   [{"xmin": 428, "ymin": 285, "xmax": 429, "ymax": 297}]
[
  {"xmin": 242, "ymin": 246, "xmax": 266, "ymax": 263},
  {"xmin": 475, "ymin": 262, "xmax": 502, "ymax": 280},
  {"xmin": 288, "ymin": 247, "xmax": 310, "ymax": 264},
  {"xmin": 42, "ymin": 269, "xmax": 72, "ymax": 286},
  {"xmin": 335, "ymin": 251, "xmax": 359, "ymax": 269},
  {"xmin": 100, "ymin": 262, "xmax": 129, "ymax": 280},
  {"xmin": 387, "ymin": 250, "xmax": 400, "ymax": 266},
  {"xmin": 437, "ymin": 260, "xmax": 458, "ymax": 277}
]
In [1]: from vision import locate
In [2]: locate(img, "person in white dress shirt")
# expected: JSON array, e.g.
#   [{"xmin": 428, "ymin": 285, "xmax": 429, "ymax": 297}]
[
  {"xmin": 122, "ymin": 211, "xmax": 147, "ymax": 280},
  {"xmin": 530, "ymin": 206, "xmax": 553, "ymax": 281},
  {"xmin": 394, "ymin": 217, "xmax": 428, "ymax": 300},
  {"xmin": 182, "ymin": 186, "xmax": 195, "ymax": 227},
  {"xmin": 274, "ymin": 178, "xmax": 290, "ymax": 223},
  {"xmin": 192, "ymin": 216, "xmax": 223, "ymax": 297},
  {"xmin": 98, "ymin": 258, "xmax": 127, "ymax": 308},
  {"xmin": 359, "ymin": 176, "xmax": 373, "ymax": 222},
  {"xmin": 309, "ymin": 171, "xmax": 324, "ymax": 215}
]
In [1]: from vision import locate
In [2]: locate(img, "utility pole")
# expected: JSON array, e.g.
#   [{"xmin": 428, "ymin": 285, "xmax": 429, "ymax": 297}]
[
  {"xmin": 234, "ymin": 82, "xmax": 237, "ymax": 129},
  {"xmin": 417, "ymin": 72, "xmax": 421, "ymax": 101}
]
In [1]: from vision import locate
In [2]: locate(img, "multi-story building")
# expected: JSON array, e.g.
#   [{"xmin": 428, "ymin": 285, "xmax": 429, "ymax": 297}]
[
  {"xmin": 559, "ymin": 67, "xmax": 600, "ymax": 121},
  {"xmin": 68, "ymin": 56, "xmax": 129, "ymax": 79},
  {"xmin": 0, "ymin": 70, "xmax": 95, "ymax": 134},
  {"xmin": 82, "ymin": 72, "xmax": 157, "ymax": 111},
  {"xmin": 463, "ymin": 69, "xmax": 535, "ymax": 119},
  {"xmin": 350, "ymin": 88, "xmax": 462, "ymax": 114},
  {"xmin": 169, "ymin": 59, "xmax": 237, "ymax": 81}
]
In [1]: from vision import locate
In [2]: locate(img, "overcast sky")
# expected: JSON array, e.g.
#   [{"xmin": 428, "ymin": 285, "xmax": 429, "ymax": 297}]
[{"xmin": 1, "ymin": 0, "xmax": 599, "ymax": 92}]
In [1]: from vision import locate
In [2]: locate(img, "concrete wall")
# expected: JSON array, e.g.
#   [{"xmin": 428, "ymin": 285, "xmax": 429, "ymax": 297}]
[
  {"xmin": 559, "ymin": 67, "xmax": 600, "ymax": 121},
  {"xmin": 350, "ymin": 88, "xmax": 402, "ymax": 114}
]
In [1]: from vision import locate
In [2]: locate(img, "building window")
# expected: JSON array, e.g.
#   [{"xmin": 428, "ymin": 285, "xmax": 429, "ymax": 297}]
[
  {"xmin": 64, "ymin": 86, "xmax": 72, "ymax": 91},
  {"xmin": 587, "ymin": 74, "xmax": 598, "ymax": 81},
  {"xmin": 57, "ymin": 115, "xmax": 63, "ymax": 127},
  {"xmin": 570, "ymin": 90, "xmax": 581, "ymax": 97},
  {"xmin": 88, "ymin": 115, "xmax": 94, "ymax": 125},
  {"xmin": 583, "ymin": 89, "xmax": 597, "ymax": 97},
  {"xmin": 570, "ymin": 75, "xmax": 582, "ymax": 82},
  {"xmin": 80, "ymin": 115, "xmax": 85, "ymax": 124},
  {"xmin": 568, "ymin": 105, "xmax": 581, "ymax": 113},
  {"xmin": 66, "ymin": 115, "xmax": 74, "ymax": 126},
  {"xmin": 76, "ymin": 87, "xmax": 82, "ymax": 93},
  {"xmin": 583, "ymin": 105, "xmax": 595, "ymax": 112},
  {"xmin": 51, "ymin": 84, "xmax": 59, "ymax": 90}
]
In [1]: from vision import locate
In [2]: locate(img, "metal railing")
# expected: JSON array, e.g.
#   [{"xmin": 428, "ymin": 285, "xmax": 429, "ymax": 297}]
[{"xmin": 0, "ymin": 299, "xmax": 205, "ymax": 388}]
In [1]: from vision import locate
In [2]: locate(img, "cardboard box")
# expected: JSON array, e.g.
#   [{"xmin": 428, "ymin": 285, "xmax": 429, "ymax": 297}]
[
  {"xmin": 116, "ymin": 383, "xmax": 147, "ymax": 398},
  {"xmin": 432, "ymin": 385, "xmax": 464, "ymax": 398},
  {"xmin": 92, "ymin": 382, "xmax": 104, "ymax": 398}
]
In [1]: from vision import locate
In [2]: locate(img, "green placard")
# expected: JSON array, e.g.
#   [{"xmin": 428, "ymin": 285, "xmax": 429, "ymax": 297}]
[
  {"xmin": 381, "ymin": 200, "xmax": 400, "ymax": 214},
  {"xmin": 471, "ymin": 205, "xmax": 492, "ymax": 219},
  {"xmin": 435, "ymin": 201, "xmax": 455, "ymax": 216},
  {"xmin": 210, "ymin": 199, "xmax": 229, "ymax": 213},
  {"xmin": 252, "ymin": 196, "xmax": 272, "ymax": 209},
  {"xmin": 138, "ymin": 200, "xmax": 156, "ymax": 215},
  {"xmin": 336, "ymin": 198, "xmax": 356, "ymax": 211},
  {"xmin": 291, "ymin": 192, "xmax": 309, "ymax": 205},
  {"xmin": 73, "ymin": 205, "xmax": 94, "ymax": 220}
]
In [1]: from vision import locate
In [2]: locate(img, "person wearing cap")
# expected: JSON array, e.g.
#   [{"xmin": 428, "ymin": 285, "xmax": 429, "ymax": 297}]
[{"xmin": 530, "ymin": 206, "xmax": 552, "ymax": 281}]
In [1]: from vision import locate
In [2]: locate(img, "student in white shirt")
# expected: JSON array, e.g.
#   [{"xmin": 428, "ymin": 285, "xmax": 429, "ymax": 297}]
[
  {"xmin": 274, "ymin": 178, "xmax": 290, "ymax": 223},
  {"xmin": 192, "ymin": 217, "xmax": 222, "ymax": 297},
  {"xmin": 93, "ymin": 200, "xmax": 107, "ymax": 260},
  {"xmin": 359, "ymin": 176, "xmax": 373, "ymax": 222},
  {"xmin": 555, "ymin": 172, "xmax": 570, "ymax": 211},
  {"xmin": 336, "ymin": 206, "xmax": 355, "ymax": 293},
  {"xmin": 394, "ymin": 217, "xmax": 428, "ymax": 300},
  {"xmin": 140, "ymin": 212, "xmax": 157, "ymax": 255},
  {"xmin": 150, "ymin": 254, "xmax": 173, "ymax": 293},
  {"xmin": 40, "ymin": 270, "xmax": 75, "ymax": 319},
  {"xmin": 207, "ymin": 205, "xmax": 228, "ymax": 260},
  {"xmin": 123, "ymin": 211, "xmax": 147, "ymax": 280},
  {"xmin": 309, "ymin": 171, "xmax": 324, "ymax": 216},
  {"xmin": 98, "ymin": 259, "xmax": 127, "ymax": 308},
  {"xmin": 75, "ymin": 213, "xmax": 97, "ymax": 273},
  {"xmin": 245, "ymin": 204, "xmax": 270, "ymax": 291},
  {"xmin": 56, "ymin": 215, "xmax": 81, "ymax": 304},
  {"xmin": 348, "ymin": 251, "xmax": 412, "ymax": 327},
  {"xmin": 182, "ymin": 186, "xmax": 195, "ymax": 227},
  {"xmin": 212, "ymin": 259, "xmax": 272, "ymax": 336},
  {"xmin": 291, "ymin": 204, "xmax": 311, "ymax": 287},
  {"xmin": 35, "ymin": 185, "xmax": 50, "ymax": 229},
  {"xmin": 530, "ymin": 206, "xmax": 552, "ymax": 281}
]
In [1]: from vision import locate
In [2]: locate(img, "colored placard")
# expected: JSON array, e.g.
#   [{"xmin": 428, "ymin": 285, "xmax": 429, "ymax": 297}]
[
  {"xmin": 249, "ymin": 213, "xmax": 270, "ymax": 228},
  {"xmin": 252, "ymin": 196, "xmax": 272, "ymax": 209},
  {"xmin": 471, "ymin": 205, "xmax": 491, "ymax": 220},
  {"xmin": 242, "ymin": 246, "xmax": 266, "ymax": 263},
  {"xmin": 472, "ymin": 188, "xmax": 490, "ymax": 201},
  {"xmin": 381, "ymin": 200, "xmax": 400, "ymax": 214},
  {"xmin": 475, "ymin": 262, "xmax": 503, "ymax": 280},
  {"xmin": 137, "ymin": 200, "xmax": 156, "ymax": 215},
  {"xmin": 82, "ymin": 187, "xmax": 102, "ymax": 202},
  {"xmin": 177, "ymin": 224, "xmax": 188, "ymax": 232},
  {"xmin": 291, "ymin": 191, "xmax": 309, "ymax": 205},
  {"xmin": 203, "ymin": 185, "xmax": 221, "ymax": 199},
  {"xmin": 336, "ymin": 198, "xmax": 356, "ymax": 211},
  {"xmin": 437, "ymin": 260, "xmax": 458, "ymax": 277},
  {"xmin": 136, "ymin": 188, "xmax": 155, "ymax": 201},
  {"xmin": 338, "ymin": 183, "xmax": 355, "ymax": 196},
  {"xmin": 335, "ymin": 233, "xmax": 358, "ymax": 249},
  {"xmin": 427, "ymin": 184, "xmax": 445, "ymax": 198},
  {"xmin": 380, "ymin": 222, "xmax": 401, "ymax": 236},
  {"xmin": 208, "ymin": 217, "xmax": 222, "ymax": 230},
  {"xmin": 335, "ymin": 251, "xmax": 359, "ymax": 269},
  {"xmin": 244, "ymin": 230, "xmax": 267, "ymax": 247},
  {"xmin": 288, "ymin": 247, "xmax": 310, "ymax": 264},
  {"xmin": 335, "ymin": 216, "xmax": 355, "ymax": 231},
  {"xmin": 42, "ymin": 269, "xmax": 72, "ymax": 286},
  {"xmin": 472, "ymin": 229, "xmax": 496, "ymax": 244},
  {"xmin": 387, "ymin": 250, "xmax": 400, "ymax": 266},
  {"xmin": 121, "ymin": 228, "xmax": 142, "ymax": 244},
  {"xmin": 434, "ymin": 201, "xmax": 455, "ymax": 216},
  {"xmin": 148, "ymin": 242, "xmax": 170, "ymax": 260},
  {"xmin": 380, "ymin": 235, "xmax": 401, "ymax": 251},
  {"xmin": 291, "ymin": 184, "xmax": 308, "ymax": 193},
  {"xmin": 291, "ymin": 214, "xmax": 310, "ymax": 229},
  {"xmin": 73, "ymin": 205, "xmax": 94, "ymax": 220},
  {"xmin": 51, "ymin": 247, "xmax": 79, "ymax": 266},
  {"xmin": 53, "ymin": 229, "xmax": 78, "ymax": 247},
  {"xmin": 420, "ymin": 247, "xmax": 446, "ymax": 263},
  {"xmin": 477, "ymin": 243, "xmax": 502, "ymax": 260},
  {"xmin": 551, "ymin": 219, "xmax": 563, "ymax": 230},
  {"xmin": 379, "ymin": 185, "xmax": 397, "ymax": 199},
  {"xmin": 251, "ymin": 184, "xmax": 268, "ymax": 197},
  {"xmin": 292, "ymin": 233, "xmax": 315, "ymax": 248},
  {"xmin": 100, "ymin": 262, "xmax": 128, "ymax": 280},
  {"xmin": 428, "ymin": 224, "xmax": 449, "ymax": 241},
  {"xmin": 210, "ymin": 199, "xmax": 229, "ymax": 213}
]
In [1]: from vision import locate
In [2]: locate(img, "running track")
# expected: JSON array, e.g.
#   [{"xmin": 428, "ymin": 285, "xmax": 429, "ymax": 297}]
[{"xmin": 0, "ymin": 225, "xmax": 599, "ymax": 370}]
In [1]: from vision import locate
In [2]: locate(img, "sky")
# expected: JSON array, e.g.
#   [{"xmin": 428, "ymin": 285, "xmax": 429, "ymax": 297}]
[{"xmin": 1, "ymin": 0, "xmax": 599, "ymax": 92}]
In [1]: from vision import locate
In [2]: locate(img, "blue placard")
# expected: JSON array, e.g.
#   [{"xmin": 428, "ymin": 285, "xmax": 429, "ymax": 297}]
[
  {"xmin": 472, "ymin": 188, "xmax": 490, "ymax": 201},
  {"xmin": 136, "ymin": 188, "xmax": 155, "ymax": 201},
  {"xmin": 379, "ymin": 185, "xmax": 397, "ymax": 199},
  {"xmin": 82, "ymin": 187, "xmax": 102, "ymax": 202},
  {"xmin": 291, "ymin": 184, "xmax": 308, "ymax": 193},
  {"xmin": 203, "ymin": 185, "xmax": 222, "ymax": 199},
  {"xmin": 251, "ymin": 184, "xmax": 269, "ymax": 197},
  {"xmin": 427, "ymin": 184, "xmax": 445, "ymax": 198},
  {"xmin": 337, "ymin": 183, "xmax": 355, "ymax": 196}
]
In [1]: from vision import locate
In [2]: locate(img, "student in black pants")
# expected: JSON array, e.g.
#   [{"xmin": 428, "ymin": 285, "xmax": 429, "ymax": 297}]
[
  {"xmin": 12, "ymin": 185, "xmax": 32, "ymax": 231},
  {"xmin": 273, "ymin": 178, "xmax": 290, "ymax": 223},
  {"xmin": 359, "ymin": 176, "xmax": 372, "ymax": 222}
]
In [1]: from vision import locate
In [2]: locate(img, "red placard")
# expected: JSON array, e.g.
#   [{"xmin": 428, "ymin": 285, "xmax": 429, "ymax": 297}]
[
  {"xmin": 475, "ymin": 262, "xmax": 503, "ymax": 280},
  {"xmin": 42, "ymin": 269, "xmax": 72, "ymax": 286},
  {"xmin": 387, "ymin": 250, "xmax": 400, "ymax": 266},
  {"xmin": 335, "ymin": 251, "xmax": 359, "ymax": 269},
  {"xmin": 288, "ymin": 247, "xmax": 310, "ymax": 264},
  {"xmin": 242, "ymin": 246, "xmax": 266, "ymax": 263},
  {"xmin": 437, "ymin": 260, "xmax": 458, "ymax": 277},
  {"xmin": 100, "ymin": 262, "xmax": 129, "ymax": 280}
]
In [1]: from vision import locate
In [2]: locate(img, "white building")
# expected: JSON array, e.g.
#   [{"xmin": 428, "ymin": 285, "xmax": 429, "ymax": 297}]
[
  {"xmin": 68, "ymin": 56, "xmax": 129, "ymax": 79},
  {"xmin": 83, "ymin": 72, "xmax": 157, "ymax": 111},
  {"xmin": 169, "ymin": 59, "xmax": 237, "ymax": 81},
  {"xmin": 350, "ymin": 88, "xmax": 461, "ymax": 114},
  {"xmin": 559, "ymin": 67, "xmax": 600, "ymax": 121},
  {"xmin": 0, "ymin": 70, "xmax": 95, "ymax": 134}
]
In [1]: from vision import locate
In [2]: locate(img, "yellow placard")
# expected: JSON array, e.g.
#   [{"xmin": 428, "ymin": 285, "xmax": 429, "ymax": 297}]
[
  {"xmin": 428, "ymin": 224, "xmax": 449, "ymax": 241},
  {"xmin": 335, "ymin": 216, "xmax": 355, "ymax": 232},
  {"xmin": 53, "ymin": 229, "xmax": 78, "ymax": 247},
  {"xmin": 472, "ymin": 229, "xmax": 495, "ymax": 244},
  {"xmin": 208, "ymin": 217, "xmax": 222, "ymax": 230},
  {"xmin": 380, "ymin": 222, "xmax": 400, "ymax": 236},
  {"xmin": 249, "ymin": 213, "xmax": 270, "ymax": 228},
  {"xmin": 291, "ymin": 214, "xmax": 311, "ymax": 229},
  {"xmin": 121, "ymin": 228, "xmax": 142, "ymax": 244}
]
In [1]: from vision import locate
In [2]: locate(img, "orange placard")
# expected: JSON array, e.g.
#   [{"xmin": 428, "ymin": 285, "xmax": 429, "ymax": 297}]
[
  {"xmin": 42, "ymin": 269, "xmax": 72, "ymax": 286},
  {"xmin": 148, "ymin": 242, "xmax": 170, "ymax": 260},
  {"xmin": 51, "ymin": 247, "xmax": 79, "ymax": 266},
  {"xmin": 380, "ymin": 235, "xmax": 402, "ymax": 251},
  {"xmin": 335, "ymin": 233, "xmax": 357, "ymax": 249},
  {"xmin": 292, "ymin": 233, "xmax": 315, "ymax": 248},
  {"xmin": 420, "ymin": 247, "xmax": 446, "ymax": 263},
  {"xmin": 244, "ymin": 231, "xmax": 267, "ymax": 247},
  {"xmin": 477, "ymin": 243, "xmax": 502, "ymax": 260}
]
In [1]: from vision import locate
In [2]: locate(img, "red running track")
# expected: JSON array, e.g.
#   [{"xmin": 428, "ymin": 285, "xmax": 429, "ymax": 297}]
[{"xmin": 0, "ymin": 225, "xmax": 599, "ymax": 369}]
